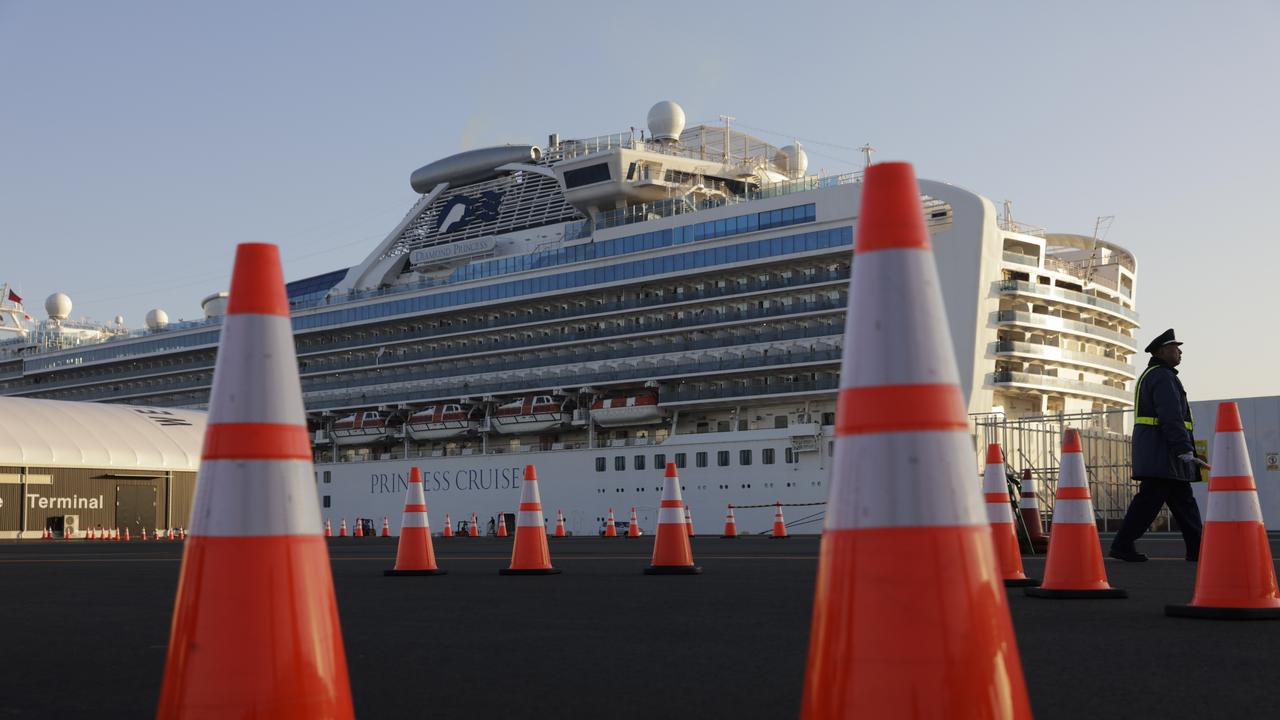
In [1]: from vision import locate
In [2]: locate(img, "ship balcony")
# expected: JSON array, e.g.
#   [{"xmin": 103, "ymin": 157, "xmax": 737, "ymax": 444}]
[
  {"xmin": 997, "ymin": 280, "xmax": 1137, "ymax": 325},
  {"xmin": 993, "ymin": 341, "xmax": 1136, "ymax": 379},
  {"xmin": 993, "ymin": 310, "xmax": 1138, "ymax": 352},
  {"xmin": 991, "ymin": 370, "xmax": 1130, "ymax": 404}
]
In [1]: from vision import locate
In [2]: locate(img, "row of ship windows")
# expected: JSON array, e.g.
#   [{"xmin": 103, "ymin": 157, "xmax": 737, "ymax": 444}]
[
  {"xmin": 294, "ymin": 227, "xmax": 853, "ymax": 331},
  {"xmin": 27, "ymin": 224, "xmax": 853, "ymax": 372},
  {"xmin": 448, "ymin": 203, "xmax": 817, "ymax": 283},
  {"xmin": 594, "ymin": 448, "xmax": 798, "ymax": 473}
]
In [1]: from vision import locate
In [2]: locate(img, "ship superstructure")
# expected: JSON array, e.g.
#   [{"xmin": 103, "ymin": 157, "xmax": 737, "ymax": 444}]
[{"xmin": 0, "ymin": 102, "xmax": 1139, "ymax": 533}]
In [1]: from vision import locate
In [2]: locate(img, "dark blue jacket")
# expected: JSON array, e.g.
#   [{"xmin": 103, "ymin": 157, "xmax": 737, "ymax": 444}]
[{"xmin": 1131, "ymin": 359, "xmax": 1197, "ymax": 482}]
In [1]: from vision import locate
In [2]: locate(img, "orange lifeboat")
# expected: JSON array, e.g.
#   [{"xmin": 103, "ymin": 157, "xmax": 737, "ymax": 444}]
[
  {"xmin": 590, "ymin": 389, "xmax": 665, "ymax": 427},
  {"xmin": 330, "ymin": 410, "xmax": 390, "ymax": 446},
  {"xmin": 405, "ymin": 403, "xmax": 481, "ymax": 441},
  {"xmin": 491, "ymin": 394, "xmax": 573, "ymax": 435}
]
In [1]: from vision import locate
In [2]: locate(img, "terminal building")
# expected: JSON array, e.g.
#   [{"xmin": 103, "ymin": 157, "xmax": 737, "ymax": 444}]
[{"xmin": 0, "ymin": 397, "xmax": 206, "ymax": 538}]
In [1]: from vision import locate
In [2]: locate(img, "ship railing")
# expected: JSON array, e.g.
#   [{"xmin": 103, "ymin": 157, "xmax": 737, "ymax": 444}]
[
  {"xmin": 301, "ymin": 345, "xmax": 844, "ymax": 411},
  {"xmin": 997, "ymin": 280, "xmax": 1138, "ymax": 322}
]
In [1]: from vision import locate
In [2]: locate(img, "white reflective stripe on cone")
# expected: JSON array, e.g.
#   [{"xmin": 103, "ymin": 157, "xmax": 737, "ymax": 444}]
[
  {"xmin": 519, "ymin": 479, "xmax": 541, "ymax": 505},
  {"xmin": 825, "ymin": 431, "xmax": 987, "ymax": 530},
  {"xmin": 206, "ymin": 315, "xmax": 306, "ymax": 424},
  {"xmin": 189, "ymin": 459, "xmax": 322, "ymax": 536},
  {"xmin": 1211, "ymin": 433, "xmax": 1253, "ymax": 479},
  {"xmin": 517, "ymin": 510, "xmax": 544, "ymax": 527},
  {"xmin": 401, "ymin": 513, "xmax": 429, "ymax": 529},
  {"xmin": 839, "ymin": 248, "xmax": 960, "ymax": 387},
  {"xmin": 982, "ymin": 464, "xmax": 1007, "ymax": 493},
  {"xmin": 986, "ymin": 502, "xmax": 1012, "ymax": 524},
  {"xmin": 405, "ymin": 482, "xmax": 426, "ymax": 505},
  {"xmin": 1057, "ymin": 453, "xmax": 1088, "ymax": 488},
  {"xmin": 662, "ymin": 480, "xmax": 683, "ymax": 503},
  {"xmin": 1207, "ymin": 491, "xmax": 1264, "ymax": 522},
  {"xmin": 1019, "ymin": 496, "xmax": 1040, "ymax": 509},
  {"xmin": 658, "ymin": 507, "xmax": 685, "ymax": 524},
  {"xmin": 1051, "ymin": 499, "xmax": 1095, "ymax": 524}
]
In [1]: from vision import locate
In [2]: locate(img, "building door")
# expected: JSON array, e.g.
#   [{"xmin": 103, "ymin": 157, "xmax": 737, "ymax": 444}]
[{"xmin": 115, "ymin": 485, "xmax": 157, "ymax": 536}]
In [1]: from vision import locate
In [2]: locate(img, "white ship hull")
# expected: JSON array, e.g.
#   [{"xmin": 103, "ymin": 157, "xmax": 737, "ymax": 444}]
[{"xmin": 315, "ymin": 426, "xmax": 832, "ymax": 535}]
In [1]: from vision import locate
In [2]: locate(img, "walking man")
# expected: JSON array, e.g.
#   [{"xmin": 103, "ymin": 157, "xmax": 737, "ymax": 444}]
[{"xmin": 1110, "ymin": 328, "xmax": 1209, "ymax": 562}]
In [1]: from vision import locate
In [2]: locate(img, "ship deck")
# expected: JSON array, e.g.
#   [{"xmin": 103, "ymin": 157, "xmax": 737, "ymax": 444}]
[{"xmin": 1, "ymin": 535, "xmax": 1275, "ymax": 717}]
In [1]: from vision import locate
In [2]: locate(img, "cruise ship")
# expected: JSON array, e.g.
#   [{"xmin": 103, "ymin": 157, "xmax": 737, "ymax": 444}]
[{"xmin": 0, "ymin": 101, "xmax": 1140, "ymax": 535}]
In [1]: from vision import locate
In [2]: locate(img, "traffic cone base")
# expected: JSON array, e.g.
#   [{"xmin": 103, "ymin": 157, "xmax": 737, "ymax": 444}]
[
  {"xmin": 803, "ymin": 526, "xmax": 1029, "ymax": 716},
  {"xmin": 643, "ymin": 564, "xmax": 702, "ymax": 575},
  {"xmin": 159, "ymin": 536, "xmax": 351, "ymax": 714},
  {"xmin": 384, "ymin": 568, "xmax": 448, "ymax": 577},
  {"xmin": 499, "ymin": 567, "xmax": 563, "ymax": 575}
]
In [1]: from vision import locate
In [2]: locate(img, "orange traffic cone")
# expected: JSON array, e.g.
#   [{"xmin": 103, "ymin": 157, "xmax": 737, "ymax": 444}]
[
  {"xmin": 500, "ymin": 465, "xmax": 559, "ymax": 575},
  {"xmin": 381, "ymin": 516, "xmax": 390, "ymax": 537},
  {"xmin": 627, "ymin": 507, "xmax": 641, "ymax": 538},
  {"xmin": 644, "ymin": 463, "xmax": 700, "ymax": 575},
  {"xmin": 604, "ymin": 508, "xmax": 618, "ymax": 538},
  {"xmin": 442, "ymin": 513, "xmax": 453, "ymax": 538},
  {"xmin": 771, "ymin": 502, "xmax": 788, "ymax": 539},
  {"xmin": 156, "ymin": 243, "xmax": 353, "ymax": 717},
  {"xmin": 124, "ymin": 527, "xmax": 132, "ymax": 542},
  {"xmin": 353, "ymin": 519, "xmax": 363, "ymax": 538},
  {"xmin": 800, "ymin": 162, "xmax": 1030, "ymax": 718},
  {"xmin": 496, "ymin": 513, "xmax": 509, "ymax": 538},
  {"xmin": 339, "ymin": 518, "xmax": 348, "ymax": 537},
  {"xmin": 684, "ymin": 506, "xmax": 694, "ymax": 537},
  {"xmin": 469, "ymin": 513, "xmax": 479, "ymax": 537},
  {"xmin": 1020, "ymin": 468, "xmax": 1048, "ymax": 551},
  {"xmin": 1168, "ymin": 402, "xmax": 1280, "ymax": 619},
  {"xmin": 1026, "ymin": 428, "xmax": 1126, "ymax": 599},
  {"xmin": 384, "ymin": 467, "xmax": 445, "ymax": 576},
  {"xmin": 141, "ymin": 527, "xmax": 148, "ymax": 541},
  {"xmin": 721, "ymin": 505, "xmax": 738, "ymax": 539},
  {"xmin": 553, "ymin": 509, "xmax": 567, "ymax": 538},
  {"xmin": 984, "ymin": 444, "xmax": 1038, "ymax": 587},
  {"xmin": 324, "ymin": 519, "xmax": 331, "ymax": 537}
]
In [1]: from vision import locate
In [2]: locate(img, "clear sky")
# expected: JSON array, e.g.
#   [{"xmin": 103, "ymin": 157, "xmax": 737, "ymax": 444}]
[{"xmin": 1, "ymin": 1, "xmax": 1276, "ymax": 400}]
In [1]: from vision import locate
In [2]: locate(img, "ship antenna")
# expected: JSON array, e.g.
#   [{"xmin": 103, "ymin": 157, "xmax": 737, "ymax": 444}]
[
  {"xmin": 719, "ymin": 115, "xmax": 735, "ymax": 163},
  {"xmin": 858, "ymin": 143, "xmax": 876, "ymax": 169}
]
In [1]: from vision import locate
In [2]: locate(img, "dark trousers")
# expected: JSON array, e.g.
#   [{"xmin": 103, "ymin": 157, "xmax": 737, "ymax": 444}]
[{"xmin": 1112, "ymin": 478, "xmax": 1203, "ymax": 557}]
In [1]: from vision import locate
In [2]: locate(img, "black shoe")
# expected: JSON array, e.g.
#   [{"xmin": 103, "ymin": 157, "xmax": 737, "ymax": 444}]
[{"xmin": 1109, "ymin": 548, "xmax": 1149, "ymax": 562}]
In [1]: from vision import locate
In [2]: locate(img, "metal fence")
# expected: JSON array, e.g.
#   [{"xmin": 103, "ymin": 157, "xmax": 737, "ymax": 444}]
[{"xmin": 972, "ymin": 409, "xmax": 1165, "ymax": 532}]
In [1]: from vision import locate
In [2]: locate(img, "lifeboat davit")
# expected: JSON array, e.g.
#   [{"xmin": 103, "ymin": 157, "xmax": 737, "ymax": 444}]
[
  {"xmin": 491, "ymin": 394, "xmax": 572, "ymax": 435},
  {"xmin": 406, "ymin": 403, "xmax": 481, "ymax": 441},
  {"xmin": 590, "ymin": 390, "xmax": 666, "ymax": 427},
  {"xmin": 330, "ymin": 411, "xmax": 390, "ymax": 446}
]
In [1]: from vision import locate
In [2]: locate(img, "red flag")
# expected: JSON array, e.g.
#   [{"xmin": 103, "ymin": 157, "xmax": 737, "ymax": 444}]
[{"xmin": 6, "ymin": 290, "xmax": 21, "ymax": 304}]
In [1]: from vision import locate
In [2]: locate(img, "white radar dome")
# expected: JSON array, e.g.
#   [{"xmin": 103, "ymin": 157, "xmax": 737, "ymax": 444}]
[
  {"xmin": 145, "ymin": 308, "xmax": 169, "ymax": 330},
  {"xmin": 113, "ymin": 315, "xmax": 125, "ymax": 326},
  {"xmin": 646, "ymin": 100, "xmax": 686, "ymax": 142},
  {"xmin": 45, "ymin": 293, "xmax": 72, "ymax": 320},
  {"xmin": 201, "ymin": 291, "xmax": 230, "ymax": 319},
  {"xmin": 775, "ymin": 144, "xmax": 809, "ymax": 177}
]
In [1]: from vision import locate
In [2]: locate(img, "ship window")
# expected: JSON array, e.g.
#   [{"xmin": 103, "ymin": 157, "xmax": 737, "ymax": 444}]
[
  {"xmin": 717, "ymin": 450, "xmax": 730, "ymax": 467},
  {"xmin": 763, "ymin": 448, "xmax": 775, "ymax": 465},
  {"xmin": 323, "ymin": 471, "xmax": 332, "ymax": 484},
  {"xmin": 696, "ymin": 452, "xmax": 708, "ymax": 468},
  {"xmin": 674, "ymin": 452, "xmax": 686, "ymax": 469},
  {"xmin": 775, "ymin": 416, "xmax": 788, "ymax": 429},
  {"xmin": 634, "ymin": 455, "xmax": 646, "ymax": 471},
  {"xmin": 785, "ymin": 448, "xmax": 795, "ymax": 464},
  {"xmin": 740, "ymin": 450, "xmax": 752, "ymax": 466},
  {"xmin": 564, "ymin": 163, "xmax": 611, "ymax": 188},
  {"xmin": 653, "ymin": 454, "xmax": 665, "ymax": 470},
  {"xmin": 717, "ymin": 421, "xmax": 731, "ymax": 432},
  {"xmin": 596, "ymin": 457, "xmax": 606, "ymax": 472},
  {"xmin": 614, "ymin": 456, "xmax": 626, "ymax": 471},
  {"xmin": 322, "ymin": 496, "xmax": 331, "ymax": 508}
]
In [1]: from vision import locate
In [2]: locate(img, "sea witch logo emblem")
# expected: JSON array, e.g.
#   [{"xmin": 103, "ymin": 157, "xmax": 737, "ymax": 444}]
[{"xmin": 436, "ymin": 190, "xmax": 504, "ymax": 233}]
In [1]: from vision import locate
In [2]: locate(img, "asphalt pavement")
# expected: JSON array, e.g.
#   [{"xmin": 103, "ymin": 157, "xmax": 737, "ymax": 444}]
[{"xmin": 0, "ymin": 534, "xmax": 1276, "ymax": 718}]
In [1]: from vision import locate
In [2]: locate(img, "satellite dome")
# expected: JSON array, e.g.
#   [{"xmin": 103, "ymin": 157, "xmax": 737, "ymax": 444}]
[
  {"xmin": 646, "ymin": 101, "xmax": 686, "ymax": 142},
  {"xmin": 113, "ymin": 315, "xmax": 125, "ymax": 326},
  {"xmin": 201, "ymin": 291, "xmax": 230, "ymax": 319},
  {"xmin": 45, "ymin": 293, "xmax": 72, "ymax": 321},
  {"xmin": 775, "ymin": 144, "xmax": 809, "ymax": 177},
  {"xmin": 145, "ymin": 308, "xmax": 169, "ymax": 330}
]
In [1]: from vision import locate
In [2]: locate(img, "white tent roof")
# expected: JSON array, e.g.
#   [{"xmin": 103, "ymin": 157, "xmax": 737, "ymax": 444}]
[{"xmin": 0, "ymin": 397, "xmax": 206, "ymax": 472}]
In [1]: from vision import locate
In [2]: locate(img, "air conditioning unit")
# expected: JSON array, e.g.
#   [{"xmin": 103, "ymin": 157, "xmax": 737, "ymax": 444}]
[{"xmin": 64, "ymin": 515, "xmax": 80, "ymax": 537}]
